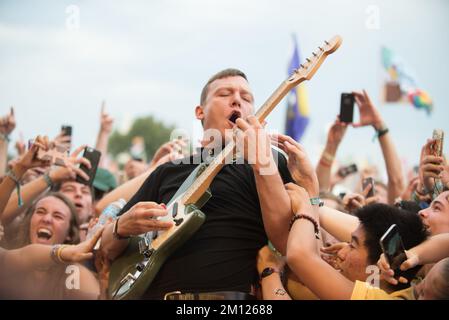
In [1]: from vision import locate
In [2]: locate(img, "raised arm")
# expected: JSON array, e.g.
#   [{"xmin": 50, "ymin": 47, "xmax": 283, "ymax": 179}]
[
  {"xmin": 286, "ymin": 183, "xmax": 355, "ymax": 300},
  {"xmin": 95, "ymin": 139, "xmax": 186, "ymax": 215},
  {"xmin": 0, "ymin": 107, "xmax": 16, "ymax": 176},
  {"xmin": 95, "ymin": 101, "xmax": 114, "ymax": 168},
  {"xmin": 1, "ymin": 144, "xmax": 91, "ymax": 225},
  {"xmin": 316, "ymin": 118, "xmax": 348, "ymax": 192},
  {"xmin": 353, "ymin": 90, "xmax": 404, "ymax": 204},
  {"xmin": 236, "ymin": 117, "xmax": 293, "ymax": 255}
]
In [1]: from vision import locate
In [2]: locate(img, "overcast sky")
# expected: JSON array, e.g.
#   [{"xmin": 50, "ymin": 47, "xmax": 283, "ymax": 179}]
[{"xmin": 1, "ymin": 0, "xmax": 448, "ymax": 179}]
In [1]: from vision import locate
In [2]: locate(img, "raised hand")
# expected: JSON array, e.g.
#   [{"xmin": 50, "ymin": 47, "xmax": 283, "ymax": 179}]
[
  {"xmin": 0, "ymin": 107, "xmax": 16, "ymax": 136},
  {"xmin": 60, "ymin": 227, "xmax": 105, "ymax": 263},
  {"xmin": 100, "ymin": 101, "xmax": 114, "ymax": 135},
  {"xmin": 352, "ymin": 90, "xmax": 383, "ymax": 129},
  {"xmin": 49, "ymin": 144, "xmax": 91, "ymax": 183},
  {"xmin": 150, "ymin": 138, "xmax": 188, "ymax": 168},
  {"xmin": 271, "ymin": 133, "xmax": 319, "ymax": 196},
  {"xmin": 327, "ymin": 117, "xmax": 348, "ymax": 148}
]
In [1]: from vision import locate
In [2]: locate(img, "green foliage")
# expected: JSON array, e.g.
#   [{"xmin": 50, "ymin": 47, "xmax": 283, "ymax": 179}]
[{"xmin": 108, "ymin": 115, "xmax": 174, "ymax": 161}]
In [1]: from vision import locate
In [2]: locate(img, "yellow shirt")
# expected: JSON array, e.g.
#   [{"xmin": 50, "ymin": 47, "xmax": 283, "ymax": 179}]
[{"xmin": 351, "ymin": 280, "xmax": 415, "ymax": 300}]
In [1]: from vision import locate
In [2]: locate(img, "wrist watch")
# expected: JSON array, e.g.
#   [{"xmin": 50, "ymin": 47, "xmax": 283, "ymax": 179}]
[
  {"xmin": 113, "ymin": 217, "xmax": 130, "ymax": 240},
  {"xmin": 260, "ymin": 267, "xmax": 279, "ymax": 279}
]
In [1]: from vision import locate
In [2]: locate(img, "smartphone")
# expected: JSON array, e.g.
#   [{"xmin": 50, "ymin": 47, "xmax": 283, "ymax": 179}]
[
  {"xmin": 362, "ymin": 177, "xmax": 375, "ymax": 198},
  {"xmin": 61, "ymin": 125, "xmax": 72, "ymax": 137},
  {"xmin": 380, "ymin": 224, "xmax": 420, "ymax": 286},
  {"xmin": 76, "ymin": 147, "xmax": 101, "ymax": 186},
  {"xmin": 340, "ymin": 93, "xmax": 354, "ymax": 123},
  {"xmin": 338, "ymin": 163, "xmax": 358, "ymax": 178},
  {"xmin": 432, "ymin": 129, "xmax": 444, "ymax": 157}
]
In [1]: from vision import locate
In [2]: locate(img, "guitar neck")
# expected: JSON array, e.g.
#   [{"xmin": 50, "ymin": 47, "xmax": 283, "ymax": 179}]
[
  {"xmin": 255, "ymin": 79, "xmax": 296, "ymax": 122},
  {"xmin": 182, "ymin": 142, "xmax": 234, "ymax": 204}
]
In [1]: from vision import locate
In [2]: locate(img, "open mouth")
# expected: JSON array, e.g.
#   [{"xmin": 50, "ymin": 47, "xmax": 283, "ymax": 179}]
[
  {"xmin": 37, "ymin": 228, "xmax": 53, "ymax": 240},
  {"xmin": 74, "ymin": 202, "xmax": 84, "ymax": 210},
  {"xmin": 229, "ymin": 111, "xmax": 241, "ymax": 124}
]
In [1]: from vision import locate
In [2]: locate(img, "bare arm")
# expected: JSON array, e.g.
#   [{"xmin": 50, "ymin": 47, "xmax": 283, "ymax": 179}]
[
  {"xmin": 377, "ymin": 127, "xmax": 404, "ymax": 204},
  {"xmin": 286, "ymin": 184, "xmax": 355, "ymax": 300},
  {"xmin": 0, "ymin": 227, "xmax": 103, "ymax": 271},
  {"xmin": 257, "ymin": 246, "xmax": 292, "ymax": 300},
  {"xmin": 0, "ymin": 139, "xmax": 8, "ymax": 177},
  {"xmin": 95, "ymin": 166, "xmax": 155, "ymax": 216},
  {"xmin": 0, "ymin": 107, "xmax": 15, "ymax": 176},
  {"xmin": 352, "ymin": 90, "xmax": 404, "ymax": 204},
  {"xmin": 2, "ymin": 145, "xmax": 90, "ymax": 225},
  {"xmin": 318, "ymin": 205, "xmax": 359, "ymax": 243},
  {"xmin": 236, "ymin": 117, "xmax": 292, "ymax": 254},
  {"xmin": 316, "ymin": 118, "xmax": 347, "ymax": 192},
  {"xmin": 95, "ymin": 102, "xmax": 113, "ymax": 168},
  {"xmin": 406, "ymin": 233, "xmax": 449, "ymax": 266},
  {"xmin": 254, "ymin": 167, "xmax": 292, "ymax": 255}
]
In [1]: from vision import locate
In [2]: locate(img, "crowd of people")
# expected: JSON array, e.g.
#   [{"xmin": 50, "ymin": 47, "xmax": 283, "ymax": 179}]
[{"xmin": 0, "ymin": 68, "xmax": 448, "ymax": 300}]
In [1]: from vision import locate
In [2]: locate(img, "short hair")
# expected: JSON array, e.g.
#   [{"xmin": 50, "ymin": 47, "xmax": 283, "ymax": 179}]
[
  {"xmin": 53, "ymin": 180, "xmax": 93, "ymax": 201},
  {"xmin": 200, "ymin": 68, "xmax": 248, "ymax": 105},
  {"xmin": 354, "ymin": 203, "xmax": 427, "ymax": 265},
  {"xmin": 394, "ymin": 200, "xmax": 421, "ymax": 215}
]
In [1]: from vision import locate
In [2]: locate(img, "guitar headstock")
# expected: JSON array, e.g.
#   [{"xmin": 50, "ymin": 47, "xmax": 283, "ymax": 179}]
[{"xmin": 287, "ymin": 35, "xmax": 342, "ymax": 85}]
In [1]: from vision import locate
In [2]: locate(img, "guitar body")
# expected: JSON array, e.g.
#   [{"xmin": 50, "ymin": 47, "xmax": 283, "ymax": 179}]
[{"xmin": 108, "ymin": 164, "xmax": 211, "ymax": 300}]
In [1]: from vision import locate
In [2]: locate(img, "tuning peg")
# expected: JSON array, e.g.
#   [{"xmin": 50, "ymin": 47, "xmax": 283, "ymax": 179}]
[
  {"xmin": 324, "ymin": 40, "xmax": 329, "ymax": 45},
  {"xmin": 294, "ymin": 69, "xmax": 299, "ymax": 73},
  {"xmin": 306, "ymin": 58, "xmax": 311, "ymax": 63},
  {"xmin": 318, "ymin": 46, "xmax": 324, "ymax": 51},
  {"xmin": 312, "ymin": 52, "xmax": 317, "ymax": 57},
  {"xmin": 300, "ymin": 64, "xmax": 306, "ymax": 69}
]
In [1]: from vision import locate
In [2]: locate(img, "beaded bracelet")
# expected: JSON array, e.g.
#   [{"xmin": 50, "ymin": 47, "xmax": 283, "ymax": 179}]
[{"xmin": 289, "ymin": 213, "xmax": 320, "ymax": 239}]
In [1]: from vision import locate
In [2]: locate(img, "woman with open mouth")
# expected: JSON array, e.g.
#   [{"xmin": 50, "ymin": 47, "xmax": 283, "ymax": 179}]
[
  {"xmin": 3, "ymin": 192, "xmax": 100, "ymax": 299},
  {"xmin": 15, "ymin": 192, "xmax": 80, "ymax": 248}
]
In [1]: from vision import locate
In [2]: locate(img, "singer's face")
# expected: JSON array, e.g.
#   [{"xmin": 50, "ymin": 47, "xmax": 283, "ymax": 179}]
[{"xmin": 196, "ymin": 76, "xmax": 254, "ymax": 144}]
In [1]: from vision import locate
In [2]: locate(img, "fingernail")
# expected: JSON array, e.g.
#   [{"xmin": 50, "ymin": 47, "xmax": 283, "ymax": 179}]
[{"xmin": 160, "ymin": 203, "xmax": 166, "ymax": 209}]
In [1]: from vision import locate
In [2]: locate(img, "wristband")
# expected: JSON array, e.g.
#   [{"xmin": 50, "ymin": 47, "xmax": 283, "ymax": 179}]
[
  {"xmin": 0, "ymin": 132, "xmax": 10, "ymax": 142},
  {"xmin": 43, "ymin": 172, "xmax": 54, "ymax": 189},
  {"xmin": 113, "ymin": 217, "xmax": 130, "ymax": 240},
  {"xmin": 6, "ymin": 169, "xmax": 23, "ymax": 207},
  {"xmin": 310, "ymin": 197, "xmax": 324, "ymax": 207}
]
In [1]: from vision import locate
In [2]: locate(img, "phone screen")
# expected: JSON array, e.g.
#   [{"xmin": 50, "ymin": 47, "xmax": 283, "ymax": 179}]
[
  {"xmin": 61, "ymin": 125, "xmax": 72, "ymax": 137},
  {"xmin": 76, "ymin": 147, "xmax": 101, "ymax": 186},
  {"xmin": 432, "ymin": 129, "xmax": 444, "ymax": 157},
  {"xmin": 338, "ymin": 163, "xmax": 358, "ymax": 178},
  {"xmin": 381, "ymin": 225, "xmax": 407, "ymax": 271},
  {"xmin": 362, "ymin": 177, "xmax": 375, "ymax": 198},
  {"xmin": 340, "ymin": 93, "xmax": 354, "ymax": 123}
]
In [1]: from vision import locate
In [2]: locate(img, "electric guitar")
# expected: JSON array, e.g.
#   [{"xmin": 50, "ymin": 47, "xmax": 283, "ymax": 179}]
[{"xmin": 108, "ymin": 35, "xmax": 342, "ymax": 299}]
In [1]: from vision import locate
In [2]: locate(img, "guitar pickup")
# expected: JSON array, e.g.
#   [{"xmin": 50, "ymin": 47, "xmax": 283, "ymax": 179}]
[
  {"xmin": 172, "ymin": 202, "xmax": 178, "ymax": 218},
  {"xmin": 173, "ymin": 218, "xmax": 184, "ymax": 226},
  {"xmin": 139, "ymin": 237, "xmax": 154, "ymax": 258}
]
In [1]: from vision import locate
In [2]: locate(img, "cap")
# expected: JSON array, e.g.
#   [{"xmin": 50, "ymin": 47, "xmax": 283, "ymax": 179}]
[{"xmin": 93, "ymin": 168, "xmax": 117, "ymax": 192}]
